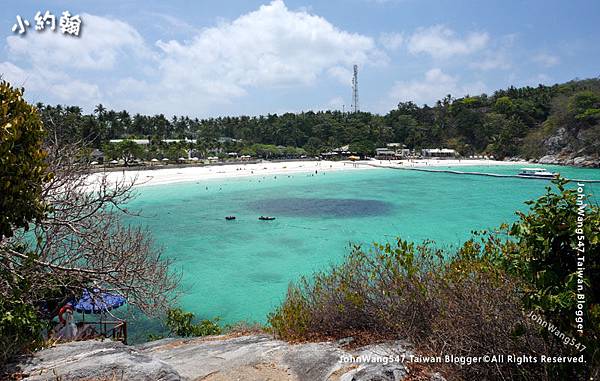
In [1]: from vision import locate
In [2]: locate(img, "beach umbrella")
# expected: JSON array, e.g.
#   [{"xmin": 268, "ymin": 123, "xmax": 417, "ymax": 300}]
[
  {"xmin": 162, "ymin": 158, "xmax": 169, "ymax": 162},
  {"xmin": 109, "ymin": 159, "xmax": 119, "ymax": 165},
  {"xmin": 191, "ymin": 157, "xmax": 199, "ymax": 161},
  {"xmin": 151, "ymin": 158, "xmax": 159, "ymax": 162},
  {"xmin": 178, "ymin": 157, "xmax": 187, "ymax": 161},
  {"xmin": 90, "ymin": 161, "xmax": 98, "ymax": 165},
  {"xmin": 73, "ymin": 289, "xmax": 127, "ymax": 314}
]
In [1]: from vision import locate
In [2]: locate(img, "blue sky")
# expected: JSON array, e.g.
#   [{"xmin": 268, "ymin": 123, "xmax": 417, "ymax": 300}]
[{"xmin": 1, "ymin": 0, "xmax": 599, "ymax": 117}]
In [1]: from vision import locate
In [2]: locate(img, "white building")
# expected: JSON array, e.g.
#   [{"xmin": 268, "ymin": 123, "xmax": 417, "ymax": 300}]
[{"xmin": 421, "ymin": 148, "xmax": 458, "ymax": 158}]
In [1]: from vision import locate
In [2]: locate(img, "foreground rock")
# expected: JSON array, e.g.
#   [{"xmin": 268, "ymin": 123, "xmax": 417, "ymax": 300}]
[{"xmin": 12, "ymin": 334, "xmax": 439, "ymax": 381}]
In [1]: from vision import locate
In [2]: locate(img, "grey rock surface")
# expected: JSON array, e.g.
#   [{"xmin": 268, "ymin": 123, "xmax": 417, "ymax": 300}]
[
  {"xmin": 13, "ymin": 340, "xmax": 181, "ymax": 381},
  {"xmin": 538, "ymin": 154, "xmax": 559, "ymax": 164},
  {"xmin": 12, "ymin": 334, "xmax": 440, "ymax": 381}
]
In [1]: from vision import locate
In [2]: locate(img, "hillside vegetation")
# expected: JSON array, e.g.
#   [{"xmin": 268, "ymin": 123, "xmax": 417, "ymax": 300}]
[{"xmin": 36, "ymin": 78, "xmax": 600, "ymax": 162}]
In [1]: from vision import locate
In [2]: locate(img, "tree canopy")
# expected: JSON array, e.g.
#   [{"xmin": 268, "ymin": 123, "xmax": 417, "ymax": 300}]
[
  {"xmin": 34, "ymin": 77, "xmax": 600, "ymax": 161},
  {"xmin": 0, "ymin": 81, "xmax": 50, "ymax": 239}
]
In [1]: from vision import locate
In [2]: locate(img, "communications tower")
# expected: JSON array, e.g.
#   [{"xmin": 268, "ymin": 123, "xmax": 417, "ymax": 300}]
[{"xmin": 351, "ymin": 64, "xmax": 359, "ymax": 113}]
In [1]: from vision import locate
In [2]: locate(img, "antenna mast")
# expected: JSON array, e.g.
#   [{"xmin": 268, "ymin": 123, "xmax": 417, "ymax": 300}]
[{"xmin": 351, "ymin": 64, "xmax": 359, "ymax": 113}]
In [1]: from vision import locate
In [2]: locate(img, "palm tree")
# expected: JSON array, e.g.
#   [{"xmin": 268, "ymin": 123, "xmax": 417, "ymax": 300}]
[{"xmin": 94, "ymin": 104, "xmax": 106, "ymax": 117}]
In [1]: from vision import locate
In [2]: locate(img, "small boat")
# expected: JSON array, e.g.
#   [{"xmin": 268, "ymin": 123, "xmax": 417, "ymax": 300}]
[
  {"xmin": 258, "ymin": 216, "xmax": 276, "ymax": 221},
  {"xmin": 517, "ymin": 168, "xmax": 557, "ymax": 179},
  {"xmin": 225, "ymin": 216, "xmax": 236, "ymax": 220}
]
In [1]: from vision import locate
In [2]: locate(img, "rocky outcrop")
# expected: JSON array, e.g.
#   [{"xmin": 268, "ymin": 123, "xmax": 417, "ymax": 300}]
[
  {"xmin": 536, "ymin": 126, "xmax": 600, "ymax": 167},
  {"xmin": 506, "ymin": 154, "xmax": 599, "ymax": 167},
  {"xmin": 11, "ymin": 340, "xmax": 180, "ymax": 381},
  {"xmin": 11, "ymin": 334, "xmax": 440, "ymax": 381},
  {"xmin": 535, "ymin": 154, "xmax": 599, "ymax": 167}
]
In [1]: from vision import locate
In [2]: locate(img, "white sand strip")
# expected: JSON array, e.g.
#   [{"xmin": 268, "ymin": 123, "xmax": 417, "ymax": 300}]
[
  {"xmin": 87, "ymin": 160, "xmax": 370, "ymax": 188},
  {"xmin": 364, "ymin": 158, "xmax": 529, "ymax": 168},
  {"xmin": 87, "ymin": 159, "xmax": 528, "ymax": 188}
]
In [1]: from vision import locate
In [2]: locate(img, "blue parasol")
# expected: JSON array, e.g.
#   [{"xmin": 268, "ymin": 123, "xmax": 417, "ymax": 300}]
[{"xmin": 73, "ymin": 288, "xmax": 127, "ymax": 314}]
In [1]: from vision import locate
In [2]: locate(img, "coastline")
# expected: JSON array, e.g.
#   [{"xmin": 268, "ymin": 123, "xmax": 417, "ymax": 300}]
[{"xmin": 87, "ymin": 159, "xmax": 529, "ymax": 188}]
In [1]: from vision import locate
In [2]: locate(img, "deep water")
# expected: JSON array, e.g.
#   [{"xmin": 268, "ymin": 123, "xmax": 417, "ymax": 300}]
[{"xmin": 123, "ymin": 164, "xmax": 600, "ymax": 341}]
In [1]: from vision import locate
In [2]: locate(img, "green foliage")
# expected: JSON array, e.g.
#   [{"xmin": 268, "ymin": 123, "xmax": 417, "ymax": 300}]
[
  {"xmin": 348, "ymin": 140, "xmax": 375, "ymax": 156},
  {"xmin": 269, "ymin": 238, "xmax": 549, "ymax": 379},
  {"xmin": 33, "ymin": 78, "xmax": 600, "ymax": 162},
  {"xmin": 495, "ymin": 177, "xmax": 599, "ymax": 370},
  {"xmin": 0, "ymin": 248, "xmax": 71, "ymax": 367},
  {"xmin": 165, "ymin": 308, "xmax": 221, "ymax": 337},
  {"xmin": 0, "ymin": 295, "xmax": 46, "ymax": 365},
  {"xmin": 103, "ymin": 139, "xmax": 145, "ymax": 165},
  {"xmin": 270, "ymin": 181, "xmax": 600, "ymax": 379},
  {"xmin": 494, "ymin": 96, "xmax": 515, "ymax": 114},
  {"xmin": 0, "ymin": 81, "xmax": 50, "ymax": 239},
  {"xmin": 569, "ymin": 91, "xmax": 600, "ymax": 122}
]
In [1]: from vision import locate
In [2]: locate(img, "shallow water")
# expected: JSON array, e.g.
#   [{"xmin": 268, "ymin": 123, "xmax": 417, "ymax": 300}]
[{"xmin": 124, "ymin": 164, "xmax": 600, "ymax": 338}]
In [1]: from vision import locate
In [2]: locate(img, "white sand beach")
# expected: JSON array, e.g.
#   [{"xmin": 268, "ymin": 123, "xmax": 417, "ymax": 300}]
[
  {"xmin": 88, "ymin": 159, "xmax": 528, "ymax": 188},
  {"xmin": 367, "ymin": 158, "xmax": 529, "ymax": 169},
  {"xmin": 89, "ymin": 160, "xmax": 366, "ymax": 188}
]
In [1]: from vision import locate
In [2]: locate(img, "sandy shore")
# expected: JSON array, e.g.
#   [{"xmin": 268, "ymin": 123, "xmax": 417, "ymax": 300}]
[
  {"xmin": 88, "ymin": 159, "xmax": 528, "ymax": 188},
  {"xmin": 88, "ymin": 160, "xmax": 368, "ymax": 188},
  {"xmin": 366, "ymin": 158, "xmax": 529, "ymax": 169}
]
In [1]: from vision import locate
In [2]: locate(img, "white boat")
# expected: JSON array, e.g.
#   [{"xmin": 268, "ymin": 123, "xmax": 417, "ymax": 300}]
[{"xmin": 517, "ymin": 167, "xmax": 557, "ymax": 179}]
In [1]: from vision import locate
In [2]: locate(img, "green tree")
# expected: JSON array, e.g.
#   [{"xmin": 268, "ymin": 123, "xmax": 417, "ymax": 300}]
[
  {"xmin": 104, "ymin": 139, "xmax": 145, "ymax": 166},
  {"xmin": 496, "ymin": 178, "xmax": 599, "ymax": 373},
  {"xmin": 0, "ymin": 81, "xmax": 50, "ymax": 239},
  {"xmin": 349, "ymin": 140, "xmax": 375, "ymax": 156},
  {"xmin": 165, "ymin": 308, "xmax": 221, "ymax": 337},
  {"xmin": 569, "ymin": 91, "xmax": 600, "ymax": 122}
]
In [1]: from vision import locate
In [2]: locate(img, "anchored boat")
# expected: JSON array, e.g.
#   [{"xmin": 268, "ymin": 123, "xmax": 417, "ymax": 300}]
[{"xmin": 517, "ymin": 168, "xmax": 557, "ymax": 179}]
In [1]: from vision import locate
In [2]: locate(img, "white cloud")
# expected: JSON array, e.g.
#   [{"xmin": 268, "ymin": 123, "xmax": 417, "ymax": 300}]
[
  {"xmin": 532, "ymin": 53, "xmax": 560, "ymax": 67},
  {"xmin": 0, "ymin": 62, "xmax": 101, "ymax": 104},
  {"xmin": 379, "ymin": 32, "xmax": 404, "ymax": 50},
  {"xmin": 408, "ymin": 25, "xmax": 488, "ymax": 58},
  {"xmin": 387, "ymin": 68, "xmax": 486, "ymax": 106},
  {"xmin": 7, "ymin": 13, "xmax": 150, "ymax": 70},
  {"xmin": 327, "ymin": 96, "xmax": 345, "ymax": 109},
  {"xmin": 0, "ymin": 62, "xmax": 29, "ymax": 87},
  {"xmin": 470, "ymin": 49, "xmax": 512, "ymax": 71},
  {"xmin": 470, "ymin": 34, "xmax": 515, "ymax": 71},
  {"xmin": 470, "ymin": 53, "xmax": 511, "ymax": 70},
  {"xmin": 327, "ymin": 66, "xmax": 353, "ymax": 84},
  {"xmin": 1, "ymin": 2, "xmax": 382, "ymax": 115},
  {"xmin": 155, "ymin": 1, "xmax": 380, "ymax": 91},
  {"xmin": 1, "ymin": 13, "xmax": 148, "ymax": 109},
  {"xmin": 135, "ymin": 0, "xmax": 383, "ymax": 114}
]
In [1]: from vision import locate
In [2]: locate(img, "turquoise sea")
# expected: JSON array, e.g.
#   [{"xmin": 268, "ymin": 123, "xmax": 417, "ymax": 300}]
[{"xmin": 125, "ymin": 164, "xmax": 600, "ymax": 337}]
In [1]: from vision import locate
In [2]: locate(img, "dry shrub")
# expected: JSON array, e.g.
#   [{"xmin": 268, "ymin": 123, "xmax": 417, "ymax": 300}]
[{"xmin": 269, "ymin": 239, "xmax": 556, "ymax": 380}]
